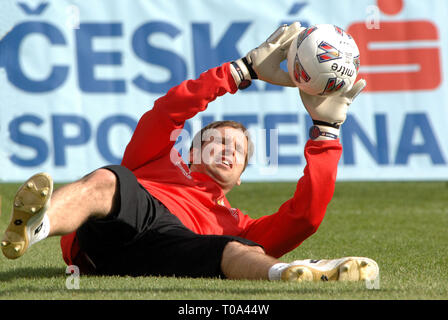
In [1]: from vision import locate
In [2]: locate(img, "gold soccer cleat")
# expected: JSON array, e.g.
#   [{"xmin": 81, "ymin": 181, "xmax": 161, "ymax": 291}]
[
  {"xmin": 281, "ymin": 257, "xmax": 379, "ymax": 282},
  {"xmin": 1, "ymin": 173, "xmax": 53, "ymax": 259}
]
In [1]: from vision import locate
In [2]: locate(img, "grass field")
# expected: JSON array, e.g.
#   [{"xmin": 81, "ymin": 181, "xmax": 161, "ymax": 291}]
[{"xmin": 0, "ymin": 181, "xmax": 447, "ymax": 300}]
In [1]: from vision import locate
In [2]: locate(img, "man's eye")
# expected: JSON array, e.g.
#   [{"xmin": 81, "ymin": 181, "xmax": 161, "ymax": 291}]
[{"xmin": 208, "ymin": 138, "xmax": 222, "ymax": 145}]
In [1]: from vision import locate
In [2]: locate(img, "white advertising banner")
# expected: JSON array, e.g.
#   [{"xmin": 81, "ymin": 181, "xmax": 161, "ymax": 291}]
[{"xmin": 0, "ymin": 0, "xmax": 447, "ymax": 182}]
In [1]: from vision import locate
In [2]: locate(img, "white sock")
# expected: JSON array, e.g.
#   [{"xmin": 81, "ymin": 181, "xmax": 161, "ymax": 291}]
[
  {"xmin": 268, "ymin": 263, "xmax": 289, "ymax": 281},
  {"xmin": 29, "ymin": 214, "xmax": 50, "ymax": 246}
]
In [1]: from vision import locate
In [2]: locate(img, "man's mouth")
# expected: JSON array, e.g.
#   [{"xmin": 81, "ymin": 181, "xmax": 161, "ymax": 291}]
[{"xmin": 220, "ymin": 158, "xmax": 233, "ymax": 169}]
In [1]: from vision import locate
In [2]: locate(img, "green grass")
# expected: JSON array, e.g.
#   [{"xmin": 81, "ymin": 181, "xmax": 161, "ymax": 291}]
[{"xmin": 0, "ymin": 181, "xmax": 447, "ymax": 300}]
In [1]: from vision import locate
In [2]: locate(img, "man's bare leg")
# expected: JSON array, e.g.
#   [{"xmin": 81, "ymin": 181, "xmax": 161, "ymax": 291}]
[
  {"xmin": 1, "ymin": 169, "xmax": 118, "ymax": 258},
  {"xmin": 47, "ymin": 169, "xmax": 118, "ymax": 236},
  {"xmin": 220, "ymin": 241, "xmax": 380, "ymax": 282},
  {"xmin": 220, "ymin": 241, "xmax": 280, "ymax": 280}
]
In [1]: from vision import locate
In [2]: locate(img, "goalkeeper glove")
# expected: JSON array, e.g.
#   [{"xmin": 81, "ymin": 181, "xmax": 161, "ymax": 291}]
[
  {"xmin": 300, "ymin": 79, "xmax": 367, "ymax": 140},
  {"xmin": 230, "ymin": 22, "xmax": 304, "ymax": 89}
]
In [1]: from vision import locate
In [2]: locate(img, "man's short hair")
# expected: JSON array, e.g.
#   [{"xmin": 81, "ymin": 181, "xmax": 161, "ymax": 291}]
[{"xmin": 189, "ymin": 120, "xmax": 254, "ymax": 169}]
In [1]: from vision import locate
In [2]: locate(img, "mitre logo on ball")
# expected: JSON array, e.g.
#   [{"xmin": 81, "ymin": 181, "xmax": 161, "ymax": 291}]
[{"xmin": 287, "ymin": 24, "xmax": 360, "ymax": 96}]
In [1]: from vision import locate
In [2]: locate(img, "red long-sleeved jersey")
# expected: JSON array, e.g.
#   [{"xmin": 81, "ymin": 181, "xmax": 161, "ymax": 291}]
[{"xmin": 61, "ymin": 62, "xmax": 342, "ymax": 263}]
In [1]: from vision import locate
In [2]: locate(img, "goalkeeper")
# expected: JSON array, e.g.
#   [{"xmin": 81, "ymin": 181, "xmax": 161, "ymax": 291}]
[{"xmin": 1, "ymin": 23, "xmax": 378, "ymax": 282}]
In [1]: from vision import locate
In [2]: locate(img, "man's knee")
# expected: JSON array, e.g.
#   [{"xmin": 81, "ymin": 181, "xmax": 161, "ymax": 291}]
[
  {"xmin": 80, "ymin": 168, "xmax": 119, "ymax": 216},
  {"xmin": 81, "ymin": 168, "xmax": 117, "ymax": 191},
  {"xmin": 221, "ymin": 241, "xmax": 270, "ymax": 280},
  {"xmin": 223, "ymin": 241, "xmax": 265, "ymax": 258}
]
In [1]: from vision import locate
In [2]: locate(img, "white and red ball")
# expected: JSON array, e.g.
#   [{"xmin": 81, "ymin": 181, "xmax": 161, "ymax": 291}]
[{"xmin": 287, "ymin": 24, "xmax": 360, "ymax": 96}]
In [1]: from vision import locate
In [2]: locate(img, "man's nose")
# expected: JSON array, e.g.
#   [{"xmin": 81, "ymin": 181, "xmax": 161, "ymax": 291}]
[{"xmin": 223, "ymin": 142, "xmax": 235, "ymax": 156}]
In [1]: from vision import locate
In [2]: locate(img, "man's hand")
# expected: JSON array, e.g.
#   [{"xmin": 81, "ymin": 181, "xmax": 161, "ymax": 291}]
[
  {"xmin": 230, "ymin": 22, "xmax": 304, "ymax": 89},
  {"xmin": 301, "ymin": 79, "xmax": 367, "ymax": 140}
]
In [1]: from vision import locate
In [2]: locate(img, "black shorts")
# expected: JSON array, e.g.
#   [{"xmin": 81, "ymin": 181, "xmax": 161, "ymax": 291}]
[{"xmin": 76, "ymin": 165, "xmax": 261, "ymax": 278}]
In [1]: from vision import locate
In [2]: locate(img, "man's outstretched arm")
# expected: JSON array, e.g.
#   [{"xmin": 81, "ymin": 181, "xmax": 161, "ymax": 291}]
[
  {"xmin": 122, "ymin": 22, "xmax": 304, "ymax": 171},
  {"xmin": 239, "ymin": 80, "xmax": 367, "ymax": 258},
  {"xmin": 238, "ymin": 139, "xmax": 342, "ymax": 258},
  {"xmin": 121, "ymin": 63, "xmax": 237, "ymax": 171}
]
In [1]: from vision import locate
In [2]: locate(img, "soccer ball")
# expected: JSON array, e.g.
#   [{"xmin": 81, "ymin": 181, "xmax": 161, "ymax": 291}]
[{"xmin": 287, "ymin": 24, "xmax": 360, "ymax": 96}]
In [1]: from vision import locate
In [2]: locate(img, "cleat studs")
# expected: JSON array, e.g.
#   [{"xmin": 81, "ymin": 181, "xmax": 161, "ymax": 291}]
[
  {"xmin": 13, "ymin": 245, "xmax": 21, "ymax": 252},
  {"xmin": 340, "ymin": 265, "xmax": 349, "ymax": 272},
  {"xmin": 360, "ymin": 261, "xmax": 368, "ymax": 267},
  {"xmin": 296, "ymin": 268, "xmax": 304, "ymax": 275},
  {"xmin": 40, "ymin": 189, "xmax": 48, "ymax": 197},
  {"xmin": 14, "ymin": 197, "xmax": 24, "ymax": 207},
  {"xmin": 26, "ymin": 182, "xmax": 34, "ymax": 189},
  {"xmin": 1, "ymin": 241, "xmax": 9, "ymax": 247},
  {"xmin": 30, "ymin": 207, "xmax": 36, "ymax": 213}
]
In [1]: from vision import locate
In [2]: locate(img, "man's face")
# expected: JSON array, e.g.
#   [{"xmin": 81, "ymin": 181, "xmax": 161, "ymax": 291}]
[{"xmin": 189, "ymin": 126, "xmax": 248, "ymax": 193}]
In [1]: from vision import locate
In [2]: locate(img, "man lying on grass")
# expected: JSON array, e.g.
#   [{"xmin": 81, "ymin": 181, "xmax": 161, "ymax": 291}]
[{"xmin": 1, "ymin": 23, "xmax": 378, "ymax": 283}]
